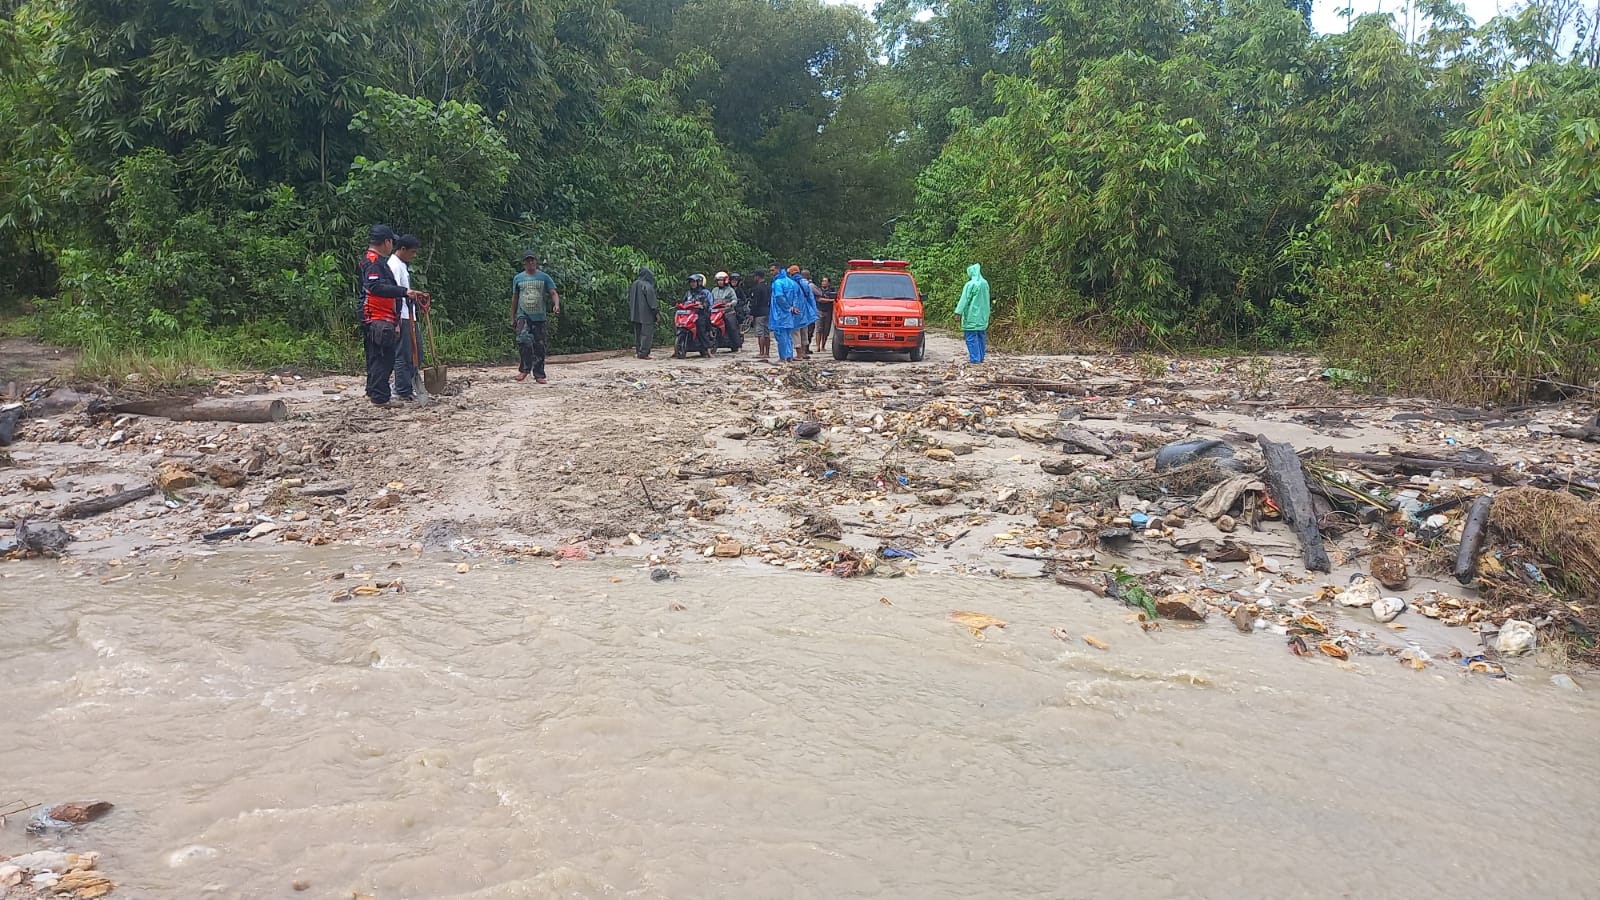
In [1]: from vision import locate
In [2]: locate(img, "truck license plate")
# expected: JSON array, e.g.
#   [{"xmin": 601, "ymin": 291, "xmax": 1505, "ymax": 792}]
[{"xmin": 869, "ymin": 331, "xmax": 889, "ymax": 340}]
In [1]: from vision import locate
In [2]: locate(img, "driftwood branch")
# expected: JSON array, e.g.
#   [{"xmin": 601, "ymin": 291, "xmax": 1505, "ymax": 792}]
[
  {"xmin": 985, "ymin": 376, "xmax": 1085, "ymax": 393},
  {"xmin": 1257, "ymin": 435, "xmax": 1332, "ymax": 573},
  {"xmin": 675, "ymin": 468, "xmax": 752, "ymax": 480},
  {"xmin": 56, "ymin": 484, "xmax": 157, "ymax": 520},
  {"xmin": 1454, "ymin": 496, "xmax": 1495, "ymax": 584},
  {"xmin": 1313, "ymin": 449, "xmax": 1505, "ymax": 475}
]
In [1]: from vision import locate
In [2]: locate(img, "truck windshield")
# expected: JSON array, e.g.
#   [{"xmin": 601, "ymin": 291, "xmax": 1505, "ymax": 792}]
[{"xmin": 841, "ymin": 273, "xmax": 916, "ymax": 300}]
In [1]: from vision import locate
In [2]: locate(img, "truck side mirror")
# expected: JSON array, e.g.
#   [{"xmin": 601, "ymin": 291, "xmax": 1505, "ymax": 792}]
[{"xmin": 919, "ymin": 292, "xmax": 927, "ymax": 304}]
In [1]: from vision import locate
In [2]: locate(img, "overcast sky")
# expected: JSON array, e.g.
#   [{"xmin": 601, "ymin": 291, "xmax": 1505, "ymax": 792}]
[{"xmin": 826, "ymin": 0, "xmax": 1510, "ymax": 38}]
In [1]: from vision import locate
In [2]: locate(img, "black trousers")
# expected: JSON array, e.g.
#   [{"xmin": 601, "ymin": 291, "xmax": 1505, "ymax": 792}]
[
  {"xmin": 364, "ymin": 321, "xmax": 399, "ymax": 404},
  {"xmin": 517, "ymin": 317, "xmax": 547, "ymax": 377}
]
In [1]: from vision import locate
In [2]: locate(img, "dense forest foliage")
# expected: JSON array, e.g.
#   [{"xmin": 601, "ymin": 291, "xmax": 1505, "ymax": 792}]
[{"xmin": 1, "ymin": 0, "xmax": 1597, "ymax": 399}]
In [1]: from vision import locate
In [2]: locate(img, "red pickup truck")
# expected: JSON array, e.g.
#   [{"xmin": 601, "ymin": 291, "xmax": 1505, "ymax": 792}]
[{"xmin": 831, "ymin": 259, "xmax": 926, "ymax": 362}]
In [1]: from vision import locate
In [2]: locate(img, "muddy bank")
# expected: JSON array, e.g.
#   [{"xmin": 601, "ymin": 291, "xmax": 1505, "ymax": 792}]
[{"xmin": 3, "ymin": 334, "xmax": 1598, "ymax": 669}]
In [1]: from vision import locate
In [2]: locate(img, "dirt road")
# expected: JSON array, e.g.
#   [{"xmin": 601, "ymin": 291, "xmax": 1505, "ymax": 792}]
[{"xmin": 3, "ymin": 332, "xmax": 1599, "ymax": 664}]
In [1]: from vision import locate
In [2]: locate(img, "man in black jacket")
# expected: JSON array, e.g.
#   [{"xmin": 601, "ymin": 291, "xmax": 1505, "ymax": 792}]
[{"xmin": 358, "ymin": 225, "xmax": 419, "ymax": 406}]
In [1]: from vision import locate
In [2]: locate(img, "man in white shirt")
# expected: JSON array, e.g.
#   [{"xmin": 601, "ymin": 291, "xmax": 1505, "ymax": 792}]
[{"xmin": 388, "ymin": 234, "xmax": 423, "ymax": 400}]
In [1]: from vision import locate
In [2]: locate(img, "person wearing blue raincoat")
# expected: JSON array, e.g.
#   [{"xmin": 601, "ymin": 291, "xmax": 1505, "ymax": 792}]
[{"xmin": 769, "ymin": 267, "xmax": 804, "ymax": 361}]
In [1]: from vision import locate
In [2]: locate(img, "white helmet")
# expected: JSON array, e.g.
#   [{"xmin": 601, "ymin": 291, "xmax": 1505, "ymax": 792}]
[{"xmin": 714, "ymin": 271, "xmax": 729, "ymax": 281}]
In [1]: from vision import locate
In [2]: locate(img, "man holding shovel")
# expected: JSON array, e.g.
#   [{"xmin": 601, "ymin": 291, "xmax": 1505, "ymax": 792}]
[{"xmin": 388, "ymin": 234, "xmax": 427, "ymax": 401}]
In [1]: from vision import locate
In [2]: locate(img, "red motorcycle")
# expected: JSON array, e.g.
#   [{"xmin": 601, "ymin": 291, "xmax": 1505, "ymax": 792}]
[
  {"xmin": 673, "ymin": 297, "xmax": 712, "ymax": 359},
  {"xmin": 708, "ymin": 303, "xmax": 741, "ymax": 352}
]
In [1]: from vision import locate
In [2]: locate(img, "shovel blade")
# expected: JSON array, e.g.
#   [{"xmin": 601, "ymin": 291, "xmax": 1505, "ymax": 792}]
[{"xmin": 423, "ymin": 366, "xmax": 448, "ymax": 395}]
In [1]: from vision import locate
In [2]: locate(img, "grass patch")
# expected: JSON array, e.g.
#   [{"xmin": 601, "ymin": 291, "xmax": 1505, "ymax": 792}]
[{"xmin": 72, "ymin": 331, "xmax": 234, "ymax": 389}]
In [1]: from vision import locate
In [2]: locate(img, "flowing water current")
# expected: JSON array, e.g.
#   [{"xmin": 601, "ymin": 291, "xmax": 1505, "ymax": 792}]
[{"xmin": 3, "ymin": 550, "xmax": 1597, "ymax": 899}]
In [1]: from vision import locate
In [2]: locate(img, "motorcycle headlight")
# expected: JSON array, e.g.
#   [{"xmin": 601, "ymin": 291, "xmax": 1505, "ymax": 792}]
[
  {"xmin": 903, "ymin": 317, "xmax": 920, "ymax": 327},
  {"xmin": 842, "ymin": 316, "xmax": 859, "ymax": 326}
]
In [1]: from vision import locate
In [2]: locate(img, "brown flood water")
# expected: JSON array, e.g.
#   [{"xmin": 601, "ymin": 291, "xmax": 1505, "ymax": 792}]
[{"xmin": 3, "ymin": 550, "xmax": 1598, "ymax": 899}]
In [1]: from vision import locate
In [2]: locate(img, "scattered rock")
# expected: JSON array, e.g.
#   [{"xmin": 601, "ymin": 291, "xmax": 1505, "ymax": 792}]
[
  {"xmin": 1097, "ymin": 527, "xmax": 1133, "ymax": 546},
  {"xmin": 1372, "ymin": 596, "xmax": 1407, "ymax": 623},
  {"xmin": 950, "ymin": 610, "xmax": 1007, "ymax": 637},
  {"xmin": 3, "ymin": 851, "xmax": 70, "ymax": 873},
  {"xmin": 1040, "ymin": 459, "xmax": 1076, "ymax": 476},
  {"xmin": 369, "ymin": 492, "xmax": 400, "ymax": 510},
  {"xmin": 206, "ymin": 461, "xmax": 248, "ymax": 488},
  {"xmin": 297, "ymin": 481, "xmax": 351, "ymax": 497},
  {"xmin": 21, "ymin": 476, "xmax": 53, "ymax": 491},
  {"xmin": 1370, "ymin": 549, "xmax": 1410, "ymax": 590},
  {"xmin": 246, "ymin": 522, "xmax": 282, "ymax": 539},
  {"xmin": 1215, "ymin": 515, "xmax": 1237, "ymax": 533},
  {"xmin": 1056, "ymin": 426, "xmax": 1115, "ymax": 457},
  {"xmin": 924, "ymin": 448, "xmax": 955, "ymax": 462},
  {"xmin": 1154, "ymin": 438, "xmax": 1237, "ymax": 472},
  {"xmin": 713, "ymin": 541, "xmax": 744, "ymax": 558},
  {"xmin": 40, "ymin": 801, "xmax": 114, "ymax": 826},
  {"xmin": 17, "ymin": 520, "xmax": 73, "ymax": 556},
  {"xmin": 52, "ymin": 869, "xmax": 114, "ymax": 898},
  {"xmin": 157, "ymin": 465, "xmax": 199, "ymax": 491},
  {"xmin": 801, "ymin": 511, "xmax": 842, "ymax": 541},
  {"xmin": 918, "ymin": 489, "xmax": 956, "ymax": 506},
  {"xmin": 723, "ymin": 429, "xmax": 748, "ymax": 440},
  {"xmin": 0, "ymin": 404, "xmax": 27, "ymax": 448},
  {"xmin": 1551, "ymin": 673, "xmax": 1581, "ymax": 691},
  {"xmin": 1231, "ymin": 604, "xmax": 1254, "ymax": 633},
  {"xmin": 1154, "ymin": 593, "xmax": 1208, "ymax": 622},
  {"xmin": 794, "ymin": 421, "xmax": 822, "ymax": 439}
]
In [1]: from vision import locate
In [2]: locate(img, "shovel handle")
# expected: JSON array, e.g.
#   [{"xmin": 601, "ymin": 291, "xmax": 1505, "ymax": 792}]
[{"xmin": 424, "ymin": 306, "xmax": 442, "ymax": 362}]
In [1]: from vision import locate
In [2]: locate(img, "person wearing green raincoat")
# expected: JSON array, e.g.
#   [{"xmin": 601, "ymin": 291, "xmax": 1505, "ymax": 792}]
[{"xmin": 954, "ymin": 263, "xmax": 990, "ymax": 363}]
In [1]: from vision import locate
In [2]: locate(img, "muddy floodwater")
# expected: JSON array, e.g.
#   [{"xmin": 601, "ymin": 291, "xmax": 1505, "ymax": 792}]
[{"xmin": 3, "ymin": 550, "xmax": 1598, "ymax": 899}]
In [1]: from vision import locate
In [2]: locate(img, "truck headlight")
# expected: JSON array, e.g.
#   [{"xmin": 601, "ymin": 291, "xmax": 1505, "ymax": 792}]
[
  {"xmin": 903, "ymin": 317, "xmax": 920, "ymax": 327},
  {"xmin": 842, "ymin": 316, "xmax": 859, "ymax": 326}
]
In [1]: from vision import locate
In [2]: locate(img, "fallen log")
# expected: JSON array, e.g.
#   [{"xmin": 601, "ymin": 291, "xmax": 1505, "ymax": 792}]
[
  {"xmin": 1314, "ymin": 449, "xmax": 1505, "ymax": 475},
  {"xmin": 1256, "ymin": 435, "xmax": 1331, "ymax": 572},
  {"xmin": 104, "ymin": 397, "xmax": 288, "ymax": 424},
  {"xmin": 1454, "ymin": 495, "xmax": 1495, "ymax": 585},
  {"xmin": 56, "ymin": 483, "xmax": 157, "ymax": 520}
]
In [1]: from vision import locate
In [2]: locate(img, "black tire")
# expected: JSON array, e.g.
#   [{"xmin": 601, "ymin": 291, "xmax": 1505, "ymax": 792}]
[
  {"xmin": 675, "ymin": 331, "xmax": 690, "ymax": 359},
  {"xmin": 908, "ymin": 334, "xmax": 926, "ymax": 362},
  {"xmin": 832, "ymin": 337, "xmax": 849, "ymax": 361}
]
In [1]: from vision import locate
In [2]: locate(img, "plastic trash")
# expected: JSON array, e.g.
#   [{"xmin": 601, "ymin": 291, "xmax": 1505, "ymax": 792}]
[
  {"xmin": 1154, "ymin": 439, "xmax": 1241, "ymax": 473},
  {"xmin": 1494, "ymin": 619, "xmax": 1537, "ymax": 656},
  {"xmin": 1335, "ymin": 573, "xmax": 1380, "ymax": 607}
]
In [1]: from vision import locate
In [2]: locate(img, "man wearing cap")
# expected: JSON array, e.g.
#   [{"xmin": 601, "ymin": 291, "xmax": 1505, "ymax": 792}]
[
  {"xmin": 359, "ymin": 225, "xmax": 422, "ymax": 405},
  {"xmin": 511, "ymin": 251, "xmax": 560, "ymax": 383}
]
